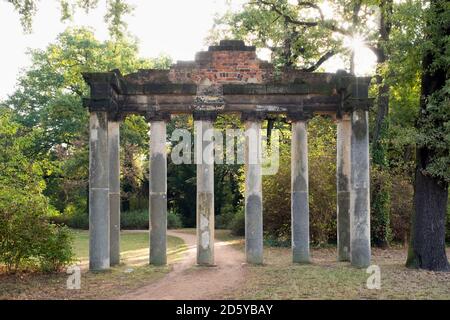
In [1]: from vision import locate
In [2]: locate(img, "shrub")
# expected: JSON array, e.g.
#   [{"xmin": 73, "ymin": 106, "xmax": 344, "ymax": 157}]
[
  {"xmin": 262, "ymin": 116, "xmax": 337, "ymax": 245},
  {"xmin": 167, "ymin": 209, "xmax": 183, "ymax": 229},
  {"xmin": 121, "ymin": 210, "xmax": 148, "ymax": 229},
  {"xmin": 230, "ymin": 209, "xmax": 245, "ymax": 236},
  {"xmin": 0, "ymin": 191, "xmax": 75, "ymax": 273},
  {"xmin": 49, "ymin": 204, "xmax": 89, "ymax": 230},
  {"xmin": 120, "ymin": 209, "xmax": 183, "ymax": 229},
  {"xmin": 390, "ymin": 174, "xmax": 413, "ymax": 244},
  {"xmin": 38, "ymin": 224, "xmax": 75, "ymax": 272},
  {"xmin": 371, "ymin": 166, "xmax": 393, "ymax": 247}
]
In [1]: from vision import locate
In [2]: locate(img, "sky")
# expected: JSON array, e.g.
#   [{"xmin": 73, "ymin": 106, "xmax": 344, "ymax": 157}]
[{"xmin": 0, "ymin": 0, "xmax": 376, "ymax": 100}]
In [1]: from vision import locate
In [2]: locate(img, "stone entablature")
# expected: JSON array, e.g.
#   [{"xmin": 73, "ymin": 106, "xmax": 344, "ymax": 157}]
[{"xmin": 83, "ymin": 40, "xmax": 371, "ymax": 117}]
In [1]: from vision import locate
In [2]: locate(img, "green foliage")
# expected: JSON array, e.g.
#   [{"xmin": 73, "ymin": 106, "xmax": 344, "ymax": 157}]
[
  {"xmin": 167, "ymin": 210, "xmax": 183, "ymax": 230},
  {"xmin": 371, "ymin": 120, "xmax": 392, "ymax": 247},
  {"xmin": 0, "ymin": 109, "xmax": 74, "ymax": 273},
  {"xmin": 417, "ymin": 0, "xmax": 450, "ymax": 185},
  {"xmin": 208, "ymin": 0, "xmax": 342, "ymax": 69},
  {"xmin": 37, "ymin": 225, "xmax": 75, "ymax": 272},
  {"xmin": 416, "ymin": 83, "xmax": 450, "ymax": 183},
  {"xmin": 230, "ymin": 209, "xmax": 245, "ymax": 237},
  {"xmin": 390, "ymin": 175, "xmax": 413, "ymax": 244},
  {"xmin": 120, "ymin": 210, "xmax": 149, "ymax": 230},
  {"xmin": 5, "ymin": 27, "xmax": 170, "ymax": 222},
  {"xmin": 120, "ymin": 209, "xmax": 183, "ymax": 230},
  {"xmin": 370, "ymin": 166, "xmax": 392, "ymax": 246},
  {"xmin": 263, "ymin": 116, "xmax": 337, "ymax": 245},
  {"xmin": 7, "ymin": 0, "xmax": 134, "ymax": 39}
]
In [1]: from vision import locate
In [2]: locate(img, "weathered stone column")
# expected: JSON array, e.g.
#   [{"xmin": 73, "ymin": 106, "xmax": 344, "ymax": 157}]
[
  {"xmin": 148, "ymin": 112, "xmax": 170, "ymax": 266},
  {"xmin": 242, "ymin": 112, "xmax": 264, "ymax": 264},
  {"xmin": 194, "ymin": 111, "xmax": 216, "ymax": 266},
  {"xmin": 350, "ymin": 107, "xmax": 371, "ymax": 268},
  {"xmin": 337, "ymin": 114, "xmax": 351, "ymax": 261},
  {"xmin": 108, "ymin": 120, "xmax": 121, "ymax": 266},
  {"xmin": 89, "ymin": 111, "xmax": 110, "ymax": 271},
  {"xmin": 289, "ymin": 112, "xmax": 312, "ymax": 263}
]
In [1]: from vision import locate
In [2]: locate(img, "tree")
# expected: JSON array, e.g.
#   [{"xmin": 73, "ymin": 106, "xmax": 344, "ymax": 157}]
[
  {"xmin": 406, "ymin": 0, "xmax": 449, "ymax": 271},
  {"xmin": 4, "ymin": 27, "xmax": 169, "ymax": 219},
  {"xmin": 0, "ymin": 107, "xmax": 74, "ymax": 272}
]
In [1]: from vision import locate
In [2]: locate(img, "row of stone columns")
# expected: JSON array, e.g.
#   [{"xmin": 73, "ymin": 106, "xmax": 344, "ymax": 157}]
[{"xmin": 88, "ymin": 108, "xmax": 370, "ymax": 270}]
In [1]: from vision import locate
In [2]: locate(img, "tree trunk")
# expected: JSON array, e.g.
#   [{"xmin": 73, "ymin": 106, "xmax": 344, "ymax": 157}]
[
  {"xmin": 406, "ymin": 0, "xmax": 449, "ymax": 272},
  {"xmin": 407, "ymin": 167, "xmax": 449, "ymax": 271}
]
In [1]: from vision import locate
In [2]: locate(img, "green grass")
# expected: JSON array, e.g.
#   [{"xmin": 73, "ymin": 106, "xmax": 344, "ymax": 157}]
[
  {"xmin": 71, "ymin": 230, "xmax": 156, "ymax": 260},
  {"xmin": 0, "ymin": 229, "xmax": 187, "ymax": 300}
]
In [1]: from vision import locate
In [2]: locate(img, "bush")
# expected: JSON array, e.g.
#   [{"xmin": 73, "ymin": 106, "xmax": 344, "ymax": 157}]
[
  {"xmin": 0, "ymin": 191, "xmax": 75, "ymax": 273},
  {"xmin": 121, "ymin": 210, "xmax": 148, "ymax": 229},
  {"xmin": 167, "ymin": 209, "xmax": 183, "ymax": 229},
  {"xmin": 390, "ymin": 174, "xmax": 413, "ymax": 244},
  {"xmin": 216, "ymin": 205, "xmax": 238, "ymax": 229},
  {"xmin": 371, "ymin": 166, "xmax": 393, "ymax": 247},
  {"xmin": 262, "ymin": 117, "xmax": 337, "ymax": 245},
  {"xmin": 230, "ymin": 209, "xmax": 245, "ymax": 236},
  {"xmin": 38, "ymin": 224, "xmax": 75, "ymax": 272},
  {"xmin": 120, "ymin": 209, "xmax": 183, "ymax": 229},
  {"xmin": 50, "ymin": 204, "xmax": 89, "ymax": 230}
]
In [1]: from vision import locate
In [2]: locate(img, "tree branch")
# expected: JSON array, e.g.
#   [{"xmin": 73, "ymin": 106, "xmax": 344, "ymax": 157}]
[
  {"xmin": 255, "ymin": 0, "xmax": 318, "ymax": 27},
  {"xmin": 300, "ymin": 50, "xmax": 336, "ymax": 72},
  {"xmin": 255, "ymin": 0, "xmax": 351, "ymax": 35}
]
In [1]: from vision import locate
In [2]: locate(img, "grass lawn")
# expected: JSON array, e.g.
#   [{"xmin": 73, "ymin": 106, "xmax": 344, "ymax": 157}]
[
  {"xmin": 0, "ymin": 229, "xmax": 187, "ymax": 300},
  {"xmin": 177, "ymin": 229, "xmax": 450, "ymax": 300}
]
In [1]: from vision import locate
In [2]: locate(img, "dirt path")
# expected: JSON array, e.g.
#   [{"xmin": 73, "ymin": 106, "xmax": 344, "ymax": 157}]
[{"xmin": 120, "ymin": 230, "xmax": 246, "ymax": 300}]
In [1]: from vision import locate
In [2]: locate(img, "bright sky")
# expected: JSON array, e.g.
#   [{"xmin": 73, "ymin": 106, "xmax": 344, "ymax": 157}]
[{"xmin": 0, "ymin": 0, "xmax": 376, "ymax": 100}]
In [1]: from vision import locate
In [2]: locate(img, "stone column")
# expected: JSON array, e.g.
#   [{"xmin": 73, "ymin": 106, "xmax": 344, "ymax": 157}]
[
  {"xmin": 289, "ymin": 112, "xmax": 312, "ymax": 263},
  {"xmin": 194, "ymin": 111, "xmax": 216, "ymax": 266},
  {"xmin": 242, "ymin": 112, "xmax": 264, "ymax": 264},
  {"xmin": 148, "ymin": 112, "xmax": 170, "ymax": 266},
  {"xmin": 337, "ymin": 114, "xmax": 351, "ymax": 261},
  {"xmin": 350, "ymin": 108, "xmax": 371, "ymax": 268},
  {"xmin": 108, "ymin": 120, "xmax": 121, "ymax": 266},
  {"xmin": 89, "ymin": 111, "xmax": 110, "ymax": 271}
]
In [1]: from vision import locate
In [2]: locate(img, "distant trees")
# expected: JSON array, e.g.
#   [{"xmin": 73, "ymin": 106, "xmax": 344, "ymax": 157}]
[{"xmin": 4, "ymin": 27, "xmax": 170, "ymax": 227}]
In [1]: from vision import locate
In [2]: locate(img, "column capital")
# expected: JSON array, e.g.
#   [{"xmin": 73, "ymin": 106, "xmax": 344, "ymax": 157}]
[
  {"xmin": 241, "ymin": 111, "xmax": 266, "ymax": 122},
  {"xmin": 145, "ymin": 111, "xmax": 171, "ymax": 122},
  {"xmin": 192, "ymin": 110, "xmax": 218, "ymax": 122},
  {"xmin": 287, "ymin": 110, "xmax": 313, "ymax": 122}
]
